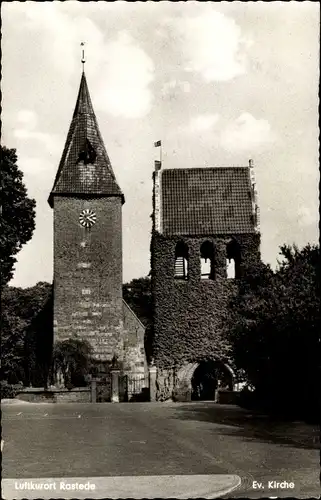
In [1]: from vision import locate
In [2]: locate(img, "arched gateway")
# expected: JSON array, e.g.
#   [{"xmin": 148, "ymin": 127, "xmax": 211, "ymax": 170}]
[{"xmin": 173, "ymin": 361, "xmax": 235, "ymax": 402}]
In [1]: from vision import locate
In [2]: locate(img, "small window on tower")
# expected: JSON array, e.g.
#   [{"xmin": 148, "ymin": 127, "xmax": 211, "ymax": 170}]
[
  {"xmin": 174, "ymin": 241, "xmax": 189, "ymax": 280},
  {"xmin": 200, "ymin": 241, "xmax": 215, "ymax": 280}
]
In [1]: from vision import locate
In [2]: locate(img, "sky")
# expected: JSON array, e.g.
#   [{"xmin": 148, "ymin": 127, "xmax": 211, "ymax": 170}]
[{"xmin": 2, "ymin": 1, "xmax": 319, "ymax": 288}]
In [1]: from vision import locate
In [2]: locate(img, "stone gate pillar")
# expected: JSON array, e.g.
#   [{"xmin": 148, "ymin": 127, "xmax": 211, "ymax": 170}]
[
  {"xmin": 91, "ymin": 378, "xmax": 97, "ymax": 403},
  {"xmin": 149, "ymin": 364, "xmax": 157, "ymax": 402},
  {"xmin": 111, "ymin": 369, "xmax": 120, "ymax": 402}
]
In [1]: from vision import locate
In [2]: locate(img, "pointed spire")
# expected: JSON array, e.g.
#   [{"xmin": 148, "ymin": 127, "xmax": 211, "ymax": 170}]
[
  {"xmin": 72, "ymin": 71, "xmax": 95, "ymax": 118},
  {"xmin": 48, "ymin": 72, "xmax": 124, "ymax": 207}
]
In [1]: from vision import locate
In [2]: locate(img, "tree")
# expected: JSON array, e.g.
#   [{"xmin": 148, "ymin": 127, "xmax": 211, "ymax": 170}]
[
  {"xmin": 1, "ymin": 282, "xmax": 52, "ymax": 385},
  {"xmin": 226, "ymin": 260, "xmax": 275, "ymax": 388},
  {"xmin": 123, "ymin": 276, "xmax": 153, "ymax": 361},
  {"xmin": 1, "ymin": 311, "xmax": 27, "ymax": 384},
  {"xmin": 123, "ymin": 276, "xmax": 152, "ymax": 327},
  {"xmin": 52, "ymin": 338, "xmax": 93, "ymax": 388},
  {"xmin": 24, "ymin": 288, "xmax": 53, "ymax": 388},
  {"xmin": 0, "ymin": 146, "xmax": 36, "ymax": 288},
  {"xmin": 227, "ymin": 243, "xmax": 320, "ymax": 420}
]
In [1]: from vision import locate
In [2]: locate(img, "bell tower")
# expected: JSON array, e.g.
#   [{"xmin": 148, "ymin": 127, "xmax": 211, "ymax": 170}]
[{"xmin": 48, "ymin": 71, "xmax": 125, "ymax": 363}]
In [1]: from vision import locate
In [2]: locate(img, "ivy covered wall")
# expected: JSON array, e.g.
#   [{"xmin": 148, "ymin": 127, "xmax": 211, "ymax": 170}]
[{"xmin": 151, "ymin": 231, "xmax": 260, "ymax": 371}]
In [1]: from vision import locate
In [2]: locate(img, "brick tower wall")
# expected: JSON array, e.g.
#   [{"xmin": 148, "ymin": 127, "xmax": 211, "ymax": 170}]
[{"xmin": 53, "ymin": 195, "xmax": 123, "ymax": 362}]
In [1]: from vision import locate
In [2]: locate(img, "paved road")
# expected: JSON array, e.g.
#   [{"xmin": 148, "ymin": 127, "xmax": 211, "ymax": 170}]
[{"xmin": 2, "ymin": 402, "xmax": 319, "ymax": 498}]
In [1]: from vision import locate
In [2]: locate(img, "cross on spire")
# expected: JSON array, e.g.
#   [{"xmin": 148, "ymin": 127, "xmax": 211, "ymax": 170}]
[{"xmin": 81, "ymin": 42, "xmax": 86, "ymax": 72}]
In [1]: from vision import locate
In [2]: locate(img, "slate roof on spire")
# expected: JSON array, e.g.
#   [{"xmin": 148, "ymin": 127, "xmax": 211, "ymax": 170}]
[{"xmin": 48, "ymin": 72, "xmax": 124, "ymax": 207}]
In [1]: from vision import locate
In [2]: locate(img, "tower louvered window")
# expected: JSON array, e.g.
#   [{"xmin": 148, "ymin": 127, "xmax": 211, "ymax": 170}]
[
  {"xmin": 175, "ymin": 256, "xmax": 188, "ymax": 279},
  {"xmin": 174, "ymin": 242, "xmax": 188, "ymax": 280}
]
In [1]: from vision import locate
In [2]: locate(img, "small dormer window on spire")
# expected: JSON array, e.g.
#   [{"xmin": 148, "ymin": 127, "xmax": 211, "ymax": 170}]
[{"xmin": 77, "ymin": 139, "xmax": 97, "ymax": 165}]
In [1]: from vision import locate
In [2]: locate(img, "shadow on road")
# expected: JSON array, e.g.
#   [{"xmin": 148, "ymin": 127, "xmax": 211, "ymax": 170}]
[{"xmin": 171, "ymin": 404, "xmax": 319, "ymax": 451}]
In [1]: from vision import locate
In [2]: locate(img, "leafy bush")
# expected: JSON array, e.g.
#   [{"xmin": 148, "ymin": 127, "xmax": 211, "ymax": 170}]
[
  {"xmin": 1, "ymin": 282, "xmax": 53, "ymax": 387},
  {"xmin": 52, "ymin": 338, "xmax": 93, "ymax": 387},
  {"xmin": 0, "ymin": 381, "xmax": 23, "ymax": 399}
]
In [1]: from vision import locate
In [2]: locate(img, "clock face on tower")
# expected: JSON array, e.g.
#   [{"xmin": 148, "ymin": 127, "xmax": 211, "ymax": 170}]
[{"xmin": 79, "ymin": 208, "xmax": 97, "ymax": 228}]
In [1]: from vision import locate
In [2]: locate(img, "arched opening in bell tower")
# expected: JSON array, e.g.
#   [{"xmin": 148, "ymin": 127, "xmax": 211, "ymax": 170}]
[
  {"xmin": 226, "ymin": 238, "xmax": 241, "ymax": 279},
  {"xmin": 200, "ymin": 241, "xmax": 215, "ymax": 280}
]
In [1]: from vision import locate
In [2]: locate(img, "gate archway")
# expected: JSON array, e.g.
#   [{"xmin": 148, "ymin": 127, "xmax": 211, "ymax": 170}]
[
  {"xmin": 191, "ymin": 360, "xmax": 234, "ymax": 401},
  {"xmin": 174, "ymin": 360, "xmax": 235, "ymax": 402}
]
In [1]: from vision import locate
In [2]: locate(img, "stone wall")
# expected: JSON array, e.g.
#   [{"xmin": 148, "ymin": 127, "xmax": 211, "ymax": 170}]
[
  {"xmin": 217, "ymin": 390, "xmax": 240, "ymax": 405},
  {"xmin": 15, "ymin": 389, "xmax": 55, "ymax": 403},
  {"xmin": 53, "ymin": 196, "xmax": 124, "ymax": 362},
  {"xmin": 55, "ymin": 388, "xmax": 91, "ymax": 403},
  {"xmin": 15, "ymin": 387, "xmax": 91, "ymax": 403}
]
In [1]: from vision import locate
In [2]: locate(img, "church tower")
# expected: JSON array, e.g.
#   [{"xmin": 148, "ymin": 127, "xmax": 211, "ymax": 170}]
[
  {"xmin": 48, "ymin": 71, "xmax": 127, "ymax": 365},
  {"xmin": 151, "ymin": 162, "xmax": 261, "ymax": 400}
]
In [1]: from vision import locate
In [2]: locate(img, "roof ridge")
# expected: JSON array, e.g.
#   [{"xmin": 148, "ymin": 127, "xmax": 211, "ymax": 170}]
[
  {"xmin": 122, "ymin": 299, "xmax": 146, "ymax": 330},
  {"xmin": 161, "ymin": 166, "xmax": 250, "ymax": 172}
]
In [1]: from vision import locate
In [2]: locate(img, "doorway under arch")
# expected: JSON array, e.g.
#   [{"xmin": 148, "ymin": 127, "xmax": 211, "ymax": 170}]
[{"xmin": 191, "ymin": 360, "xmax": 234, "ymax": 401}]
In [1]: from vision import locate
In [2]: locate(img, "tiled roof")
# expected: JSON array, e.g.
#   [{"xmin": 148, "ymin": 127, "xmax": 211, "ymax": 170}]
[
  {"xmin": 160, "ymin": 167, "xmax": 257, "ymax": 235},
  {"xmin": 49, "ymin": 72, "xmax": 124, "ymax": 207}
]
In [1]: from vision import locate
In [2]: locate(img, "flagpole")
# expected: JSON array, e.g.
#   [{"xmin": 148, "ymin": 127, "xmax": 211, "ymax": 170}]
[{"xmin": 154, "ymin": 140, "xmax": 162, "ymax": 170}]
